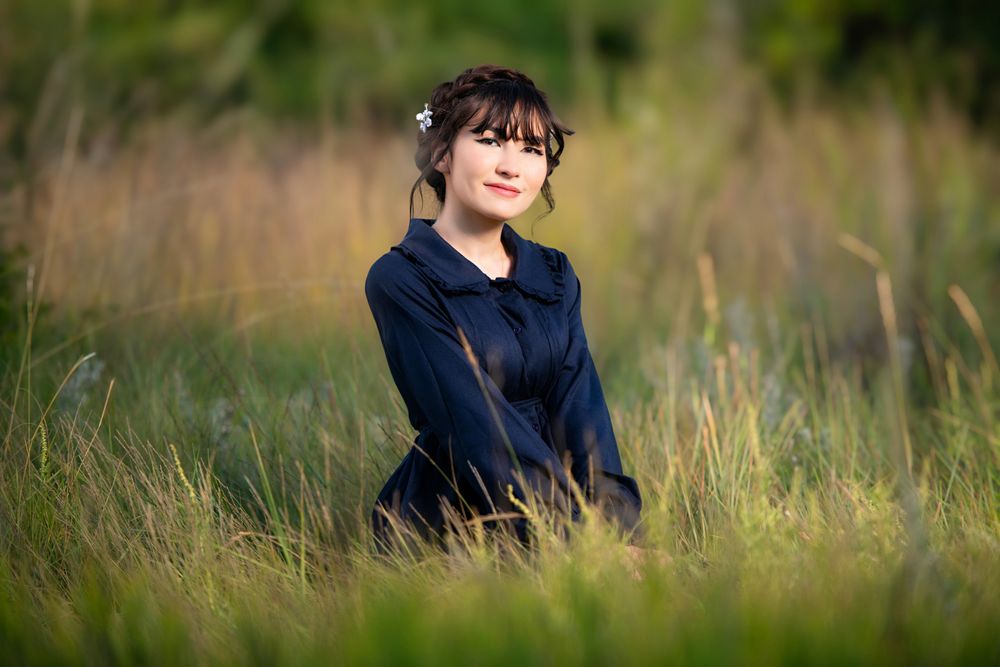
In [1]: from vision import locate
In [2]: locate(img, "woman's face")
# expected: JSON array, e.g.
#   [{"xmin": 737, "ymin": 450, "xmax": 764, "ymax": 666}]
[{"xmin": 435, "ymin": 113, "xmax": 549, "ymax": 223}]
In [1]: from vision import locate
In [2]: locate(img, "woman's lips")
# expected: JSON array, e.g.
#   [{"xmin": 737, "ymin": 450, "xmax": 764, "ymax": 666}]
[{"xmin": 485, "ymin": 183, "xmax": 520, "ymax": 198}]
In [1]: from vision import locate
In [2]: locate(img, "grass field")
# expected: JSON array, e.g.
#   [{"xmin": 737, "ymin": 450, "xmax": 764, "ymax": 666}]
[{"xmin": 2, "ymin": 73, "xmax": 999, "ymax": 664}]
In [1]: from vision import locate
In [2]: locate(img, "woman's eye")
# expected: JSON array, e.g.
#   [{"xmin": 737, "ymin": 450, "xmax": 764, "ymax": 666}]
[{"xmin": 477, "ymin": 137, "xmax": 543, "ymax": 155}]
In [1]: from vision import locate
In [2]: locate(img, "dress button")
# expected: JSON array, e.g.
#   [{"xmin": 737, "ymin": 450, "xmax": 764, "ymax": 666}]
[
  {"xmin": 531, "ymin": 423, "xmax": 539, "ymax": 432},
  {"xmin": 513, "ymin": 326, "xmax": 523, "ymax": 334}
]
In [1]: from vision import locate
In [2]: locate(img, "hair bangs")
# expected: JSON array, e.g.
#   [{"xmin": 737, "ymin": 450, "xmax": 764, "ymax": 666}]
[{"xmin": 467, "ymin": 83, "xmax": 552, "ymax": 148}]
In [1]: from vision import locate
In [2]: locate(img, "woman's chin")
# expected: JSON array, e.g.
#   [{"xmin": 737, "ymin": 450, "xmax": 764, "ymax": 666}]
[{"xmin": 476, "ymin": 202, "xmax": 529, "ymax": 222}]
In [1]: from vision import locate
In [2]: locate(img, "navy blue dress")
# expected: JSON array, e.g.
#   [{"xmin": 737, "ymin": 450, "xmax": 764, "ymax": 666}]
[{"xmin": 365, "ymin": 217, "xmax": 643, "ymax": 552}]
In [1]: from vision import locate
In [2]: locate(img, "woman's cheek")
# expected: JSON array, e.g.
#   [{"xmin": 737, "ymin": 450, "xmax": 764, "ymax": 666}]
[{"xmin": 529, "ymin": 163, "xmax": 548, "ymax": 190}]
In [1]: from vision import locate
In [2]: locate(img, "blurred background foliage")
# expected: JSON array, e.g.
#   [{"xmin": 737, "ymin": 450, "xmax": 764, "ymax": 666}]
[
  {"xmin": 1, "ymin": 0, "xmax": 998, "ymax": 173},
  {"xmin": 0, "ymin": 0, "xmax": 997, "ymax": 394}
]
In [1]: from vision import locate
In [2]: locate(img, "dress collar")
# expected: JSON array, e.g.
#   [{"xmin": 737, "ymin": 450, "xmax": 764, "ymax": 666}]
[{"xmin": 392, "ymin": 217, "xmax": 564, "ymax": 302}]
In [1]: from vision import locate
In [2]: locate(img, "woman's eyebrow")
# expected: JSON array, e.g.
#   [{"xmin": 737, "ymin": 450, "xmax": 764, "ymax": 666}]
[{"xmin": 485, "ymin": 125, "xmax": 544, "ymax": 146}]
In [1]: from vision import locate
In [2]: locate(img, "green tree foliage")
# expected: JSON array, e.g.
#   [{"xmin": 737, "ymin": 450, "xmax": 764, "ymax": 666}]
[
  {"xmin": 737, "ymin": 0, "xmax": 1000, "ymax": 125},
  {"xmin": 0, "ymin": 0, "xmax": 649, "ymax": 157},
  {"xmin": 0, "ymin": 0, "xmax": 997, "ymax": 165}
]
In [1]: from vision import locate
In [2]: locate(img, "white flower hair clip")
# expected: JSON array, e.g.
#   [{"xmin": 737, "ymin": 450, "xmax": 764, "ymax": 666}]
[{"xmin": 415, "ymin": 103, "xmax": 433, "ymax": 133}]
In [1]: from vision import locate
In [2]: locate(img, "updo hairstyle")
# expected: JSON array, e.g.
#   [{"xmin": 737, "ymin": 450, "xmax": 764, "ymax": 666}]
[{"xmin": 409, "ymin": 64, "xmax": 574, "ymax": 219}]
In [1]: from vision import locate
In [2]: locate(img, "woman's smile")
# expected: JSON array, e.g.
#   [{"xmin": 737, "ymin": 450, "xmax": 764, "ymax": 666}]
[{"xmin": 485, "ymin": 182, "xmax": 521, "ymax": 198}]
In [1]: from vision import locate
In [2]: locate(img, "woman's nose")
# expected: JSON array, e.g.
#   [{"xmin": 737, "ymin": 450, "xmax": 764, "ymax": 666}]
[
  {"xmin": 496, "ymin": 155, "xmax": 519, "ymax": 177},
  {"xmin": 496, "ymin": 143, "xmax": 524, "ymax": 176}
]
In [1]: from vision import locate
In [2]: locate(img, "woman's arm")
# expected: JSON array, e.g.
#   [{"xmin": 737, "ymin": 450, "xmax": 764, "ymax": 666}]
[{"xmin": 543, "ymin": 253, "xmax": 644, "ymax": 542}]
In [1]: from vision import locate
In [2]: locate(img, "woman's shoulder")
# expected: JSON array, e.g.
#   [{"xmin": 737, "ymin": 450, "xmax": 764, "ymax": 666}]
[
  {"xmin": 524, "ymin": 239, "xmax": 578, "ymax": 290},
  {"xmin": 525, "ymin": 238, "xmax": 569, "ymax": 273},
  {"xmin": 366, "ymin": 249, "xmax": 413, "ymax": 285},
  {"xmin": 364, "ymin": 250, "xmax": 429, "ymax": 303},
  {"xmin": 364, "ymin": 251, "xmax": 458, "ymax": 332}
]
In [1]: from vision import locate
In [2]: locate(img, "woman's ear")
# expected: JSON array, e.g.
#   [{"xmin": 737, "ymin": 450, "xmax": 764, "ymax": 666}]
[{"xmin": 434, "ymin": 149, "xmax": 450, "ymax": 174}]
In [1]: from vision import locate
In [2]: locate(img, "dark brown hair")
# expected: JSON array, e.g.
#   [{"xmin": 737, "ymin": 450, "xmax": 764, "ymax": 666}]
[{"xmin": 409, "ymin": 64, "xmax": 574, "ymax": 219}]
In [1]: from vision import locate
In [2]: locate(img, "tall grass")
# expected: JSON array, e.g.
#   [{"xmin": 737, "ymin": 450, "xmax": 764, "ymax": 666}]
[{"xmin": 2, "ymin": 68, "xmax": 998, "ymax": 663}]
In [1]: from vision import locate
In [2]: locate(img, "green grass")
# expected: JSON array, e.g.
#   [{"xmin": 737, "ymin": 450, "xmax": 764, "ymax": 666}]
[{"xmin": 3, "ymin": 284, "xmax": 997, "ymax": 664}]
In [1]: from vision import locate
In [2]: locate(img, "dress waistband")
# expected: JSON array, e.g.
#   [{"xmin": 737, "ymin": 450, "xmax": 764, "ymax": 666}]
[
  {"xmin": 508, "ymin": 396, "xmax": 547, "ymax": 425},
  {"xmin": 509, "ymin": 395, "xmax": 544, "ymax": 410},
  {"xmin": 417, "ymin": 395, "xmax": 549, "ymax": 439}
]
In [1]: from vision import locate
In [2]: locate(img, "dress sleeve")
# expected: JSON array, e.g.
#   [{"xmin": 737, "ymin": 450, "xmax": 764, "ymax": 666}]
[
  {"xmin": 542, "ymin": 254, "xmax": 644, "ymax": 543},
  {"xmin": 365, "ymin": 255, "xmax": 580, "ymax": 542}
]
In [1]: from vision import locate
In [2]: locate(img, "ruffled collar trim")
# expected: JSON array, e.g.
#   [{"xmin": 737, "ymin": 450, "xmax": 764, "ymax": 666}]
[{"xmin": 392, "ymin": 217, "xmax": 564, "ymax": 303}]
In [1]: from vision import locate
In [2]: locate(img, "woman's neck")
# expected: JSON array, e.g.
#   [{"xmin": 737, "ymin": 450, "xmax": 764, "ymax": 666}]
[{"xmin": 430, "ymin": 211, "xmax": 514, "ymax": 280}]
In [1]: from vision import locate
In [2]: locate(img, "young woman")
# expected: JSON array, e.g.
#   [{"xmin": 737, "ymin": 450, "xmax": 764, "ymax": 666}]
[{"xmin": 365, "ymin": 64, "xmax": 644, "ymax": 556}]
